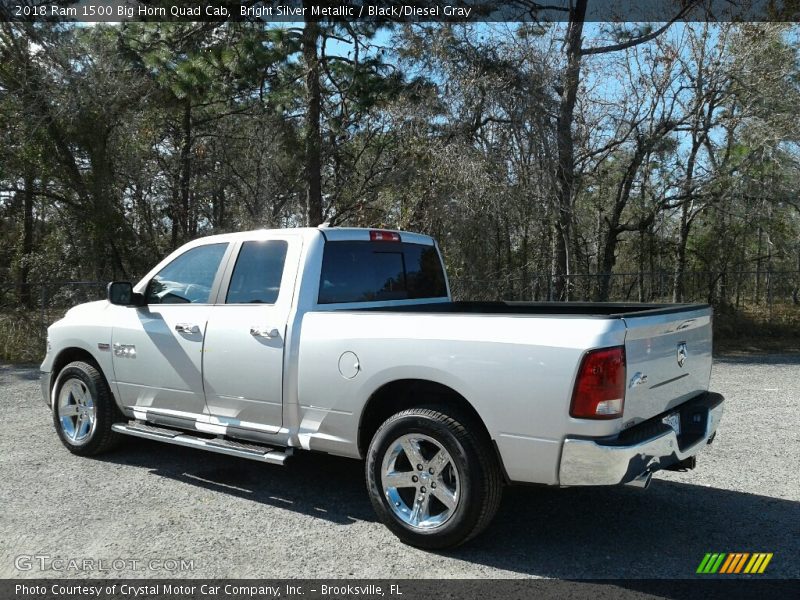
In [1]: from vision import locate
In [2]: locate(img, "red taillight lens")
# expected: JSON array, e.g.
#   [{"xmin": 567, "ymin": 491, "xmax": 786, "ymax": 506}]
[
  {"xmin": 570, "ymin": 346, "xmax": 626, "ymax": 419},
  {"xmin": 369, "ymin": 230, "xmax": 401, "ymax": 242}
]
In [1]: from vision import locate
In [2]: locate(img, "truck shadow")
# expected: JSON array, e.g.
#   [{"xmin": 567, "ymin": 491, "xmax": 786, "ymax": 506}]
[
  {"xmin": 453, "ymin": 483, "xmax": 798, "ymax": 578},
  {"xmin": 101, "ymin": 439, "xmax": 798, "ymax": 578},
  {"xmin": 104, "ymin": 438, "xmax": 375, "ymax": 525}
]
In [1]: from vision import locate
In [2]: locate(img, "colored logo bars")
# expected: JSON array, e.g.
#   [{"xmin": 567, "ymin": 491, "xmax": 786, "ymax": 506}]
[{"xmin": 696, "ymin": 552, "xmax": 773, "ymax": 574}]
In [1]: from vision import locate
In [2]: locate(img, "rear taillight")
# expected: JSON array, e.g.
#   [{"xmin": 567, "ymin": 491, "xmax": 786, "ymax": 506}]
[
  {"xmin": 570, "ymin": 346, "xmax": 626, "ymax": 419},
  {"xmin": 369, "ymin": 230, "xmax": 401, "ymax": 242}
]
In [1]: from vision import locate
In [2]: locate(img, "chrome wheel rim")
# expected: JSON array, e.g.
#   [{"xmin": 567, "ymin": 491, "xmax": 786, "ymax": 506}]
[
  {"xmin": 57, "ymin": 378, "xmax": 96, "ymax": 444},
  {"xmin": 381, "ymin": 433, "xmax": 460, "ymax": 530}
]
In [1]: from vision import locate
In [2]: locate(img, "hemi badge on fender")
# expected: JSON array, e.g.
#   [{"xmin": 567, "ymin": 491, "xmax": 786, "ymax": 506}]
[{"xmin": 98, "ymin": 343, "xmax": 110, "ymax": 352}]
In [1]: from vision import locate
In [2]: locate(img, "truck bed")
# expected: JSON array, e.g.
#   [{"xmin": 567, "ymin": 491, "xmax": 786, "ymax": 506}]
[
  {"xmin": 337, "ymin": 300, "xmax": 715, "ymax": 431},
  {"xmin": 352, "ymin": 300, "xmax": 709, "ymax": 318}
]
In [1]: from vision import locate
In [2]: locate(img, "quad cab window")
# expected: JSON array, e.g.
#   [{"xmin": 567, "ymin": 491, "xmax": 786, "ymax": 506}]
[
  {"xmin": 226, "ymin": 240, "xmax": 288, "ymax": 304},
  {"xmin": 146, "ymin": 243, "xmax": 228, "ymax": 304}
]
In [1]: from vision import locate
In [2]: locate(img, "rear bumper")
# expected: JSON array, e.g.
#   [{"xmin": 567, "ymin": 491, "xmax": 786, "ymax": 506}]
[{"xmin": 558, "ymin": 391, "xmax": 724, "ymax": 486}]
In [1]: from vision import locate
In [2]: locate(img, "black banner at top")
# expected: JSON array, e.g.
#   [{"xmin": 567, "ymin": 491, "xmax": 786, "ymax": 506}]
[{"xmin": 1, "ymin": 0, "xmax": 800, "ymax": 23}]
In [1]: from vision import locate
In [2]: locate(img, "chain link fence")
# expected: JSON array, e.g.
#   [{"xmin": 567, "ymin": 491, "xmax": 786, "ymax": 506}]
[
  {"xmin": 0, "ymin": 270, "xmax": 797, "ymax": 361},
  {"xmin": 0, "ymin": 280, "xmax": 108, "ymax": 325},
  {"xmin": 1, "ymin": 270, "xmax": 799, "ymax": 331},
  {"xmin": 451, "ymin": 270, "xmax": 800, "ymax": 308},
  {"xmin": 0, "ymin": 281, "xmax": 109, "ymax": 362}
]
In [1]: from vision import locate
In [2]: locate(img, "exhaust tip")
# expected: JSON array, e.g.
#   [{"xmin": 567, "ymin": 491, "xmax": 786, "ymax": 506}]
[{"xmin": 626, "ymin": 471, "xmax": 652, "ymax": 489}]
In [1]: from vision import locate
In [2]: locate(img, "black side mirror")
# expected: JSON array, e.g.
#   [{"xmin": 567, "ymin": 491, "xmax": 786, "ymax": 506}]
[{"xmin": 107, "ymin": 281, "xmax": 143, "ymax": 306}]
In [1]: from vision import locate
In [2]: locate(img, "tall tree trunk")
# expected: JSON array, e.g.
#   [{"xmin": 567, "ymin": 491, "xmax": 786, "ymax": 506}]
[
  {"xmin": 637, "ymin": 228, "xmax": 646, "ymax": 303},
  {"xmin": 595, "ymin": 141, "xmax": 650, "ymax": 301},
  {"xmin": 595, "ymin": 227, "xmax": 620, "ymax": 302},
  {"xmin": 521, "ymin": 221, "xmax": 530, "ymax": 300},
  {"xmin": 550, "ymin": 0, "xmax": 685, "ymax": 299},
  {"xmin": 17, "ymin": 171, "xmax": 34, "ymax": 309},
  {"xmin": 754, "ymin": 225, "xmax": 763, "ymax": 304},
  {"xmin": 672, "ymin": 207, "xmax": 690, "ymax": 303},
  {"xmin": 213, "ymin": 187, "xmax": 225, "ymax": 229},
  {"xmin": 547, "ymin": 213, "xmax": 556, "ymax": 300},
  {"xmin": 494, "ymin": 220, "xmax": 503, "ymax": 300},
  {"xmin": 504, "ymin": 218, "xmax": 514, "ymax": 299},
  {"xmin": 672, "ymin": 131, "xmax": 702, "ymax": 303},
  {"xmin": 170, "ymin": 186, "xmax": 179, "ymax": 249},
  {"xmin": 553, "ymin": 0, "xmax": 587, "ymax": 300},
  {"xmin": 302, "ymin": 7, "xmax": 323, "ymax": 226},
  {"xmin": 178, "ymin": 99, "xmax": 192, "ymax": 242}
]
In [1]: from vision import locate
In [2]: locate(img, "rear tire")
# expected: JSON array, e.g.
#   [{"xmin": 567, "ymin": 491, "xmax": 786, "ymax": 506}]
[
  {"xmin": 52, "ymin": 361, "xmax": 122, "ymax": 456},
  {"xmin": 366, "ymin": 406, "xmax": 503, "ymax": 549}
]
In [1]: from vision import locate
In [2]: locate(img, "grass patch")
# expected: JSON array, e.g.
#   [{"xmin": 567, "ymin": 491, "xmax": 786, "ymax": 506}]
[
  {"xmin": 714, "ymin": 303, "xmax": 800, "ymax": 354},
  {"xmin": 0, "ymin": 311, "xmax": 47, "ymax": 363}
]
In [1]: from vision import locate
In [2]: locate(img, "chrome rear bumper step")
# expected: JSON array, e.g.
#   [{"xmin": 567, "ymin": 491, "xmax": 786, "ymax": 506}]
[
  {"xmin": 559, "ymin": 391, "xmax": 723, "ymax": 487},
  {"xmin": 111, "ymin": 422, "xmax": 291, "ymax": 465}
]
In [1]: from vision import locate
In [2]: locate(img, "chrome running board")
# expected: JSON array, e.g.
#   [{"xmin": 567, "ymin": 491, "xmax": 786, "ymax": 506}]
[{"xmin": 112, "ymin": 422, "xmax": 292, "ymax": 465}]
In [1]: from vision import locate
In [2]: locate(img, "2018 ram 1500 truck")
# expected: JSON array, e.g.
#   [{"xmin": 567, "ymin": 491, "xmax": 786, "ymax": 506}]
[{"xmin": 41, "ymin": 227, "xmax": 724, "ymax": 548}]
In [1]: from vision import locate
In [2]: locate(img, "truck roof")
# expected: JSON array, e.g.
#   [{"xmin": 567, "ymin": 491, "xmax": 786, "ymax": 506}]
[{"xmin": 184, "ymin": 226, "xmax": 436, "ymax": 246}]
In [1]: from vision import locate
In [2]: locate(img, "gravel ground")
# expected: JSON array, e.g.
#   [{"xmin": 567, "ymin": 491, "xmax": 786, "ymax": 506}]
[{"xmin": 0, "ymin": 355, "xmax": 797, "ymax": 579}]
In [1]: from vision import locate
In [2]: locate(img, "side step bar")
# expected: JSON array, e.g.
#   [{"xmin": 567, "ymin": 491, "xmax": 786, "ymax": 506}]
[{"xmin": 111, "ymin": 422, "xmax": 292, "ymax": 466}]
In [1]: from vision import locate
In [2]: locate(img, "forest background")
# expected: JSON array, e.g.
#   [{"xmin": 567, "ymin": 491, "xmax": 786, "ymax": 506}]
[{"xmin": 2, "ymin": 4, "xmax": 799, "ymax": 360}]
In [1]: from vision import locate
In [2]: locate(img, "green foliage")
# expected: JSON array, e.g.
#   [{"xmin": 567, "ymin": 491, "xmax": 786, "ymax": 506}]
[
  {"xmin": 0, "ymin": 21, "xmax": 798, "ymax": 334},
  {"xmin": 0, "ymin": 311, "xmax": 45, "ymax": 363}
]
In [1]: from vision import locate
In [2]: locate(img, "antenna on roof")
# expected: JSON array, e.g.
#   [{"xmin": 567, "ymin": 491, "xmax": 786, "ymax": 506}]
[{"xmin": 319, "ymin": 221, "xmax": 331, "ymax": 228}]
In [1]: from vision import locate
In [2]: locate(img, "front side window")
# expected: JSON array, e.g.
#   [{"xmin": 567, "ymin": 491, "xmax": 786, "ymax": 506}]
[
  {"xmin": 146, "ymin": 243, "xmax": 228, "ymax": 304},
  {"xmin": 318, "ymin": 241, "xmax": 447, "ymax": 304},
  {"xmin": 226, "ymin": 240, "xmax": 288, "ymax": 304}
]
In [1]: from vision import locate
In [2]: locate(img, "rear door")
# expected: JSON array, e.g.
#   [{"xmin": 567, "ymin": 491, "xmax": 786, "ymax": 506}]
[
  {"xmin": 201, "ymin": 233, "xmax": 302, "ymax": 433},
  {"xmin": 621, "ymin": 305, "xmax": 713, "ymax": 428}
]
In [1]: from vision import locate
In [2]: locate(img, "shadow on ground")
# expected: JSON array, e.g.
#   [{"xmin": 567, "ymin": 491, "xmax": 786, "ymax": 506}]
[
  {"xmin": 104, "ymin": 439, "xmax": 374, "ymax": 525},
  {"xmin": 100, "ymin": 439, "xmax": 799, "ymax": 579}
]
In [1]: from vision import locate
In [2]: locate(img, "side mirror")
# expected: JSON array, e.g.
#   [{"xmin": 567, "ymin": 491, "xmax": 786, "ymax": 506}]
[{"xmin": 107, "ymin": 281, "xmax": 143, "ymax": 306}]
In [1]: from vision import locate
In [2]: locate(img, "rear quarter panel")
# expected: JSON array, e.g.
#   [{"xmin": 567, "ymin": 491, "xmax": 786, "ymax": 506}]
[{"xmin": 296, "ymin": 311, "xmax": 626, "ymax": 484}]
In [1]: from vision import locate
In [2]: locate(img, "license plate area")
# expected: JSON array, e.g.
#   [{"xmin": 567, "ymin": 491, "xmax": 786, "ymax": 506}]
[{"xmin": 662, "ymin": 411, "xmax": 681, "ymax": 435}]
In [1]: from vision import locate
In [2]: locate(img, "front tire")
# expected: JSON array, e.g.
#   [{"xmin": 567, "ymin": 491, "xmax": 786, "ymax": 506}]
[
  {"xmin": 366, "ymin": 407, "xmax": 503, "ymax": 549},
  {"xmin": 52, "ymin": 361, "xmax": 122, "ymax": 456}
]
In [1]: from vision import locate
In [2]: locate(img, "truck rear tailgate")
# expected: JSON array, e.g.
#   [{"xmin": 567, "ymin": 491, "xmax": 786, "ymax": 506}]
[{"xmin": 621, "ymin": 306, "xmax": 713, "ymax": 428}]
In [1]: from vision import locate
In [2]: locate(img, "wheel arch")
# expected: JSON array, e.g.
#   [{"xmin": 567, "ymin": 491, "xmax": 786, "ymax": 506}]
[
  {"xmin": 48, "ymin": 347, "xmax": 106, "ymax": 408},
  {"xmin": 357, "ymin": 378, "xmax": 494, "ymax": 459}
]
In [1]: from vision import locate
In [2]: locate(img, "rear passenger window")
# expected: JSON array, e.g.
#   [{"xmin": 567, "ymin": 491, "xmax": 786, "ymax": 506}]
[
  {"xmin": 318, "ymin": 241, "xmax": 447, "ymax": 304},
  {"xmin": 226, "ymin": 240, "xmax": 288, "ymax": 304}
]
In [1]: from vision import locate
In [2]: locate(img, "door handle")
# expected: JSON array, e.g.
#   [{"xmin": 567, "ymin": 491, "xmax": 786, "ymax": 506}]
[
  {"xmin": 175, "ymin": 323, "xmax": 201, "ymax": 334},
  {"xmin": 250, "ymin": 326, "xmax": 280, "ymax": 338}
]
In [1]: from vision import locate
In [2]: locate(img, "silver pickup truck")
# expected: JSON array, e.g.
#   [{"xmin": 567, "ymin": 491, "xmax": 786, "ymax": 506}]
[{"xmin": 41, "ymin": 227, "xmax": 724, "ymax": 548}]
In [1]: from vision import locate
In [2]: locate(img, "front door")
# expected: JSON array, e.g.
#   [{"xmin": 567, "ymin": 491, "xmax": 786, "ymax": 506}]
[
  {"xmin": 110, "ymin": 242, "xmax": 230, "ymax": 421},
  {"xmin": 202, "ymin": 235, "xmax": 300, "ymax": 433}
]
